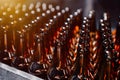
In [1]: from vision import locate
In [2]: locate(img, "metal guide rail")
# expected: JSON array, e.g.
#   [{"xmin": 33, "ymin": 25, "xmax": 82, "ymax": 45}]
[{"xmin": 0, "ymin": 62, "xmax": 43, "ymax": 80}]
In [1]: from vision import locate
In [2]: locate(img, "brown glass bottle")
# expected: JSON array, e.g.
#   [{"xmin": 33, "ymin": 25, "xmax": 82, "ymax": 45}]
[
  {"xmin": 113, "ymin": 16, "xmax": 120, "ymax": 80},
  {"xmin": 86, "ymin": 10, "xmax": 101, "ymax": 80},
  {"xmin": 97, "ymin": 13, "xmax": 113, "ymax": 80},
  {"xmin": 0, "ymin": 25, "xmax": 13, "ymax": 65},
  {"xmin": 28, "ymin": 29, "xmax": 48, "ymax": 79},
  {"xmin": 11, "ymin": 30, "xmax": 28, "ymax": 72}
]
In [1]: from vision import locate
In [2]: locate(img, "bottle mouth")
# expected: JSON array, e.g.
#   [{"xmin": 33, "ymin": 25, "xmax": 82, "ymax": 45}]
[{"xmin": 103, "ymin": 12, "xmax": 110, "ymax": 21}]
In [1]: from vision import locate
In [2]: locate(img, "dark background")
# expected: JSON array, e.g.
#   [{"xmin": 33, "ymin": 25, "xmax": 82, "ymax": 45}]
[
  {"xmin": 1, "ymin": 0, "xmax": 120, "ymax": 18},
  {"xmin": 45, "ymin": 0, "xmax": 120, "ymax": 27},
  {"xmin": 50, "ymin": 0, "xmax": 120, "ymax": 27}
]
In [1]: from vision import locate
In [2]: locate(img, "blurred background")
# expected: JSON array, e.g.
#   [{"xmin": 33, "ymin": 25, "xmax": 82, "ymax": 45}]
[
  {"xmin": 0, "ymin": 0, "xmax": 120, "ymax": 27},
  {"xmin": 0, "ymin": 1, "xmax": 119, "ymax": 79},
  {"xmin": 0, "ymin": 0, "xmax": 120, "ymax": 16}
]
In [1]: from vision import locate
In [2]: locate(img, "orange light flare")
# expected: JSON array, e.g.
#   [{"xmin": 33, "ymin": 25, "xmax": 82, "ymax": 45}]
[
  {"xmin": 112, "ymin": 29, "xmax": 116, "ymax": 43},
  {"xmin": 73, "ymin": 25, "xmax": 80, "ymax": 34},
  {"xmin": 0, "ymin": 0, "xmax": 16, "ymax": 7}
]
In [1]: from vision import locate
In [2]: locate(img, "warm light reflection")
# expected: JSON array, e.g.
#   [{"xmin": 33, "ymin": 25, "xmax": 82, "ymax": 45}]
[
  {"xmin": 0, "ymin": 0, "xmax": 43, "ymax": 7},
  {"xmin": 0, "ymin": 0, "xmax": 16, "ymax": 6}
]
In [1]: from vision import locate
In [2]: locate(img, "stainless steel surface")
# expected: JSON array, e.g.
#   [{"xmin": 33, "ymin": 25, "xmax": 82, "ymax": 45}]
[{"xmin": 0, "ymin": 62, "xmax": 43, "ymax": 80}]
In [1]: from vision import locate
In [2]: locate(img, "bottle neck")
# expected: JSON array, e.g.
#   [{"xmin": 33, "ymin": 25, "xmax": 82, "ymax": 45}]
[
  {"xmin": 19, "ymin": 34, "xmax": 24, "ymax": 56},
  {"xmin": 26, "ymin": 31, "xmax": 30, "ymax": 48},
  {"xmin": 52, "ymin": 40, "xmax": 61, "ymax": 67},
  {"xmin": 12, "ymin": 29, "xmax": 16, "ymax": 46},
  {"xmin": 37, "ymin": 39, "xmax": 41, "ymax": 61},
  {"xmin": 115, "ymin": 23, "xmax": 120, "ymax": 45},
  {"xmin": 35, "ymin": 35, "xmax": 44, "ymax": 62},
  {"xmin": 4, "ymin": 30, "xmax": 7, "ymax": 51}
]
